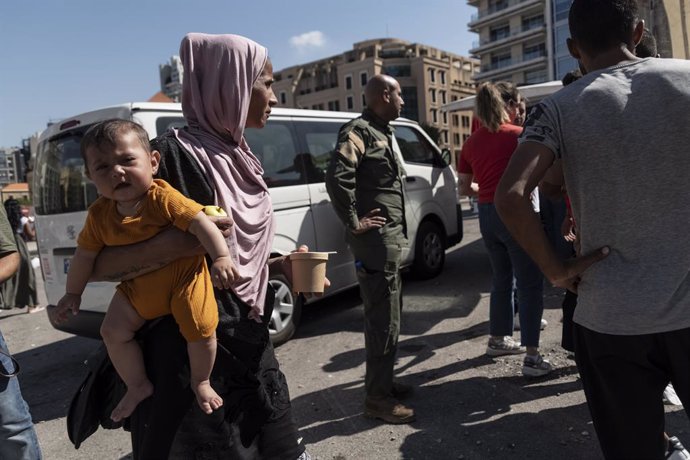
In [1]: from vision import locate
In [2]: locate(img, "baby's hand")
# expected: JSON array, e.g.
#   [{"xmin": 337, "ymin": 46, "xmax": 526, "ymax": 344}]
[
  {"xmin": 55, "ymin": 293, "xmax": 81, "ymax": 324},
  {"xmin": 210, "ymin": 256, "xmax": 240, "ymax": 290}
]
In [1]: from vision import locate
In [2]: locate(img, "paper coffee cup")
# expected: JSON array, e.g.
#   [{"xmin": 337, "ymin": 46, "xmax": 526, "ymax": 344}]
[{"xmin": 289, "ymin": 252, "xmax": 329, "ymax": 293}]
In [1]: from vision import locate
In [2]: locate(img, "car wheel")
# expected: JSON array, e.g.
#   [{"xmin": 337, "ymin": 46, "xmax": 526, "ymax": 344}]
[
  {"xmin": 412, "ymin": 220, "xmax": 445, "ymax": 279},
  {"xmin": 268, "ymin": 275, "xmax": 303, "ymax": 346}
]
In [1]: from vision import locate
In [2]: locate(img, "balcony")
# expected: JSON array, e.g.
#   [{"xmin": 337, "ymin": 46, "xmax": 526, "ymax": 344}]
[
  {"xmin": 475, "ymin": 52, "xmax": 547, "ymax": 80},
  {"xmin": 468, "ymin": 0, "xmax": 542, "ymax": 30},
  {"xmin": 469, "ymin": 24, "xmax": 546, "ymax": 54}
]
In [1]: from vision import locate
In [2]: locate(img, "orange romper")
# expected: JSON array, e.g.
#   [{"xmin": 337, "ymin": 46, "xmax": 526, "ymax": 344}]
[{"xmin": 77, "ymin": 179, "xmax": 218, "ymax": 342}]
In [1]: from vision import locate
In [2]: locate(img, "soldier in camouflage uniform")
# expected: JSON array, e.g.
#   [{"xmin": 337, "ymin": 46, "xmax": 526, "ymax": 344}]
[{"xmin": 325, "ymin": 74, "xmax": 414, "ymax": 424}]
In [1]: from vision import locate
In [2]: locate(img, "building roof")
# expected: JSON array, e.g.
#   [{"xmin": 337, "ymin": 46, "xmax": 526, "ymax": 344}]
[
  {"xmin": 1, "ymin": 183, "xmax": 29, "ymax": 193},
  {"xmin": 147, "ymin": 91, "xmax": 174, "ymax": 103},
  {"xmin": 441, "ymin": 80, "xmax": 563, "ymax": 112}
]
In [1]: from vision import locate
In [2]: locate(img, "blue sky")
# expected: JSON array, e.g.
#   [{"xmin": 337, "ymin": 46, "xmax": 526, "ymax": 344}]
[{"xmin": 0, "ymin": 0, "xmax": 476, "ymax": 147}]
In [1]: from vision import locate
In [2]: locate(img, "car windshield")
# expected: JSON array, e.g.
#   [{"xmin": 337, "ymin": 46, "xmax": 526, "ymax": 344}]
[{"xmin": 32, "ymin": 127, "xmax": 98, "ymax": 215}]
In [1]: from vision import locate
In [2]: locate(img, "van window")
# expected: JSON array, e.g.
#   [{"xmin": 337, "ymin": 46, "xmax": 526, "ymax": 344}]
[
  {"xmin": 245, "ymin": 121, "xmax": 302, "ymax": 188},
  {"xmin": 293, "ymin": 120, "xmax": 343, "ymax": 183},
  {"xmin": 395, "ymin": 125, "xmax": 439, "ymax": 166},
  {"xmin": 156, "ymin": 116, "xmax": 186, "ymax": 135},
  {"xmin": 33, "ymin": 128, "xmax": 98, "ymax": 215}
]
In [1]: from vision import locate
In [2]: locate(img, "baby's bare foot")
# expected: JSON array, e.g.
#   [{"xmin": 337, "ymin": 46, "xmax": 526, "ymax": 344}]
[
  {"xmin": 111, "ymin": 381, "xmax": 154, "ymax": 422},
  {"xmin": 193, "ymin": 380, "xmax": 223, "ymax": 414}
]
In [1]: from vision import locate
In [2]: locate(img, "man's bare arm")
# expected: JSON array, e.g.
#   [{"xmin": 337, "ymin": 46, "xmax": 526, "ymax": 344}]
[
  {"xmin": 458, "ymin": 173, "xmax": 478, "ymax": 198},
  {"xmin": 539, "ymin": 158, "xmax": 566, "ymax": 201},
  {"xmin": 495, "ymin": 142, "xmax": 608, "ymax": 291},
  {"xmin": 91, "ymin": 215, "xmax": 234, "ymax": 282},
  {"xmin": 0, "ymin": 251, "xmax": 19, "ymax": 284},
  {"xmin": 90, "ymin": 227, "xmax": 202, "ymax": 282}
]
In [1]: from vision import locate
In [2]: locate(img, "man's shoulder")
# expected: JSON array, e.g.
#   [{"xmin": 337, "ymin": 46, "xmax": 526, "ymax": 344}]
[
  {"xmin": 337, "ymin": 117, "xmax": 369, "ymax": 145},
  {"xmin": 340, "ymin": 116, "xmax": 368, "ymax": 133}
]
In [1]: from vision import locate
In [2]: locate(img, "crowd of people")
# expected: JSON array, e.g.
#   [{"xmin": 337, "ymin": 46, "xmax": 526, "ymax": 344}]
[{"xmin": 0, "ymin": 0, "xmax": 688, "ymax": 459}]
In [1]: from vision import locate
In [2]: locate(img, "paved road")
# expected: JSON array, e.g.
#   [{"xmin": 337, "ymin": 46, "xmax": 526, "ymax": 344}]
[{"xmin": 3, "ymin": 209, "xmax": 688, "ymax": 459}]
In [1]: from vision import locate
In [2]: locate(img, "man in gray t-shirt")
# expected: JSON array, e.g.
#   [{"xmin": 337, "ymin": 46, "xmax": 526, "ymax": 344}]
[{"xmin": 493, "ymin": 0, "xmax": 690, "ymax": 458}]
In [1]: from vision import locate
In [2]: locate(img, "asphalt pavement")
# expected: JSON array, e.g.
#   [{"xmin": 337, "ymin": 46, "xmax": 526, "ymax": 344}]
[{"xmin": 3, "ymin": 208, "xmax": 689, "ymax": 459}]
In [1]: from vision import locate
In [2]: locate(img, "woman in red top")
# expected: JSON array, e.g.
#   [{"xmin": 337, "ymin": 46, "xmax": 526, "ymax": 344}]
[{"xmin": 459, "ymin": 81, "xmax": 551, "ymax": 377}]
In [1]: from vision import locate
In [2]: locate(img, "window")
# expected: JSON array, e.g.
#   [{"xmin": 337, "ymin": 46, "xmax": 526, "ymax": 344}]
[
  {"xmin": 463, "ymin": 134, "xmax": 470, "ymax": 142},
  {"xmin": 346, "ymin": 95, "xmax": 354, "ymax": 110},
  {"xmin": 361, "ymin": 94, "xmax": 367, "ymax": 108},
  {"xmin": 490, "ymin": 24, "xmax": 510, "ymax": 41},
  {"xmin": 554, "ymin": 0, "xmax": 571, "ymax": 21},
  {"xmin": 523, "ymin": 43, "xmax": 546, "ymax": 60},
  {"xmin": 156, "ymin": 116, "xmax": 187, "ymax": 136},
  {"xmin": 360, "ymin": 71, "xmax": 368, "ymax": 87},
  {"xmin": 429, "ymin": 68, "xmax": 435, "ymax": 83},
  {"xmin": 453, "ymin": 133, "xmax": 461, "ymax": 144},
  {"xmin": 522, "ymin": 14, "xmax": 544, "ymax": 31},
  {"xmin": 395, "ymin": 125, "xmax": 439, "ymax": 165},
  {"xmin": 327, "ymin": 100, "xmax": 340, "ymax": 111},
  {"xmin": 556, "ymin": 55, "xmax": 578, "ymax": 80},
  {"xmin": 401, "ymin": 87, "xmax": 419, "ymax": 121},
  {"xmin": 440, "ymin": 71, "xmax": 446, "ymax": 85},
  {"xmin": 345, "ymin": 75, "xmax": 352, "ymax": 90},
  {"xmin": 555, "ymin": 24, "xmax": 570, "ymax": 56},
  {"xmin": 442, "ymin": 112, "xmax": 448, "ymax": 125},
  {"xmin": 525, "ymin": 68, "xmax": 548, "ymax": 83},
  {"xmin": 442, "ymin": 130, "xmax": 448, "ymax": 144},
  {"xmin": 280, "ymin": 91, "xmax": 287, "ymax": 105},
  {"xmin": 430, "ymin": 88, "xmax": 436, "ymax": 103},
  {"xmin": 383, "ymin": 65, "xmax": 411, "ymax": 77},
  {"xmin": 440, "ymin": 91, "xmax": 446, "ymax": 104},
  {"xmin": 244, "ymin": 121, "xmax": 302, "ymax": 187},
  {"xmin": 293, "ymin": 121, "xmax": 346, "ymax": 183},
  {"xmin": 489, "ymin": 0, "xmax": 509, "ymax": 13},
  {"xmin": 452, "ymin": 114, "xmax": 459, "ymax": 127},
  {"xmin": 461, "ymin": 115, "xmax": 470, "ymax": 128},
  {"xmin": 490, "ymin": 52, "xmax": 511, "ymax": 70},
  {"xmin": 34, "ymin": 127, "xmax": 99, "ymax": 214},
  {"xmin": 431, "ymin": 109, "xmax": 438, "ymax": 123}
]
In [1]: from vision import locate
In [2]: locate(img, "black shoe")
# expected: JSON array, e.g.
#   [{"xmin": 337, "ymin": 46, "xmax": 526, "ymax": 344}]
[
  {"xmin": 391, "ymin": 382, "xmax": 414, "ymax": 400},
  {"xmin": 364, "ymin": 396, "xmax": 415, "ymax": 424}
]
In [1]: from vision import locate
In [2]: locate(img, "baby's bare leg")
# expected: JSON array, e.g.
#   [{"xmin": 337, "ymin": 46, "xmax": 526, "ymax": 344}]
[
  {"xmin": 100, "ymin": 291, "xmax": 153, "ymax": 422},
  {"xmin": 188, "ymin": 334, "xmax": 223, "ymax": 414}
]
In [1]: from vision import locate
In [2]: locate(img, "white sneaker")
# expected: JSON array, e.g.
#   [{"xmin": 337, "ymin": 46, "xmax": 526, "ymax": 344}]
[
  {"xmin": 522, "ymin": 353, "xmax": 553, "ymax": 377},
  {"xmin": 486, "ymin": 336, "xmax": 526, "ymax": 357},
  {"xmin": 514, "ymin": 315, "xmax": 548, "ymax": 331},
  {"xmin": 664, "ymin": 384, "xmax": 683, "ymax": 406},
  {"xmin": 667, "ymin": 436, "xmax": 690, "ymax": 460}
]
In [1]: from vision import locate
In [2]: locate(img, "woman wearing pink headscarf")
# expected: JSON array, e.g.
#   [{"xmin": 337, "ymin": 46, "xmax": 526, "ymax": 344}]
[{"xmin": 90, "ymin": 33, "xmax": 316, "ymax": 459}]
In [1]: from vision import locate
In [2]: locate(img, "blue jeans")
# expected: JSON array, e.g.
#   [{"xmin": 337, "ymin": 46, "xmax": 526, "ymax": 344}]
[
  {"xmin": 479, "ymin": 203, "xmax": 544, "ymax": 347},
  {"xmin": 0, "ymin": 330, "xmax": 42, "ymax": 460}
]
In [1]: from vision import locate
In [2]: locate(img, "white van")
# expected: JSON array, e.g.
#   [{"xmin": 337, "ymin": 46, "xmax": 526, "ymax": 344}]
[{"xmin": 33, "ymin": 103, "xmax": 463, "ymax": 344}]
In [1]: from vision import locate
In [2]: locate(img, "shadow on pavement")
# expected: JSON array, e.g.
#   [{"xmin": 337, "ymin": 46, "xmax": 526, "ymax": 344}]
[{"xmin": 14, "ymin": 335, "xmax": 101, "ymax": 423}]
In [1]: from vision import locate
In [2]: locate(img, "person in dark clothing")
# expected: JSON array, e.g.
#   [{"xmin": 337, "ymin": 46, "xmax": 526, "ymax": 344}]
[
  {"xmin": 1, "ymin": 198, "xmax": 40, "ymax": 313},
  {"xmin": 325, "ymin": 74, "xmax": 415, "ymax": 424},
  {"xmin": 88, "ymin": 33, "xmax": 321, "ymax": 459}
]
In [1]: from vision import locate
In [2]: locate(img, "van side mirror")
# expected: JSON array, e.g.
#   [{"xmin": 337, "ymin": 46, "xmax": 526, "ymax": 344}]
[{"xmin": 440, "ymin": 148, "xmax": 451, "ymax": 166}]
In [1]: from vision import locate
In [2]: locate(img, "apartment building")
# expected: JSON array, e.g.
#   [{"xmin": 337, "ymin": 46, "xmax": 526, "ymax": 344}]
[
  {"xmin": 159, "ymin": 55, "xmax": 184, "ymax": 102},
  {"xmin": 469, "ymin": 0, "xmax": 690, "ymax": 85},
  {"xmin": 272, "ymin": 38, "xmax": 479, "ymax": 158},
  {"xmin": 0, "ymin": 147, "xmax": 22, "ymax": 187},
  {"xmin": 468, "ymin": 0, "xmax": 553, "ymax": 84}
]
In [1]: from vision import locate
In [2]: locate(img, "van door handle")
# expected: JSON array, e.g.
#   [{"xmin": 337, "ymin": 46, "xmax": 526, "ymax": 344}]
[{"xmin": 405, "ymin": 177, "xmax": 416, "ymax": 183}]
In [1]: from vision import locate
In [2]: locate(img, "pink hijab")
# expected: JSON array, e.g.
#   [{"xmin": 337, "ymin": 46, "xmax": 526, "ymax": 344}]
[{"xmin": 174, "ymin": 33, "xmax": 276, "ymax": 320}]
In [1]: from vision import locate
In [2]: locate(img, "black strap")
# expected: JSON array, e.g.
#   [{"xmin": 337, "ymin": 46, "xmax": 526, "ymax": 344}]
[{"xmin": 0, "ymin": 348, "xmax": 19, "ymax": 378}]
